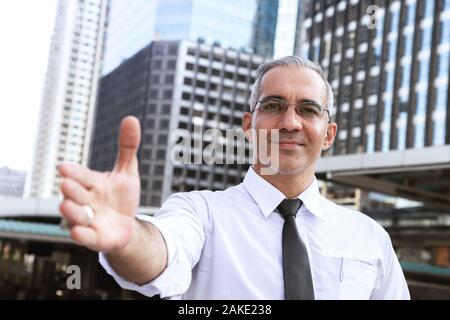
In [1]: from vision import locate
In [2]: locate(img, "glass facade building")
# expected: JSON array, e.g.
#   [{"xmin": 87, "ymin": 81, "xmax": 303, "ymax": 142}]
[
  {"xmin": 274, "ymin": 0, "xmax": 301, "ymax": 58},
  {"xmin": 103, "ymin": 0, "xmax": 278, "ymax": 74},
  {"xmin": 298, "ymin": 0, "xmax": 450, "ymax": 155}
]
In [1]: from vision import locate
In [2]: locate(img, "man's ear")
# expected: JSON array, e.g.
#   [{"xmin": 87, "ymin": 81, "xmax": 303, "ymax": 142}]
[
  {"xmin": 242, "ymin": 112, "xmax": 253, "ymax": 142},
  {"xmin": 322, "ymin": 122, "xmax": 337, "ymax": 150}
]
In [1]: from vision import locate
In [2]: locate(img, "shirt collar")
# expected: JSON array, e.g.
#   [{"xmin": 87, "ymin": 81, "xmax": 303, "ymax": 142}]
[{"xmin": 243, "ymin": 167, "xmax": 326, "ymax": 222}]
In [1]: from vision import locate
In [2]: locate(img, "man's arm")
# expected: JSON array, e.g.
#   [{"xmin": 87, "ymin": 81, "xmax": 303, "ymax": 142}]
[
  {"xmin": 370, "ymin": 229, "xmax": 410, "ymax": 300},
  {"xmin": 104, "ymin": 218, "xmax": 167, "ymax": 285}
]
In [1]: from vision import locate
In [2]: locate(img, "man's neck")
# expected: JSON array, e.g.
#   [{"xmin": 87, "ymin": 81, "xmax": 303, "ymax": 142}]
[{"xmin": 252, "ymin": 165, "xmax": 315, "ymax": 198}]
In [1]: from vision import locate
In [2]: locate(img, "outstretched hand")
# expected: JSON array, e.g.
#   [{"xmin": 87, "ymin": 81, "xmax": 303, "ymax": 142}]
[{"xmin": 59, "ymin": 116, "xmax": 141, "ymax": 252}]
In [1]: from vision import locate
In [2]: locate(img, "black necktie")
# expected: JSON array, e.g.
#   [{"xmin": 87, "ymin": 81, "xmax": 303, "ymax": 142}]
[{"xmin": 277, "ymin": 198, "xmax": 315, "ymax": 300}]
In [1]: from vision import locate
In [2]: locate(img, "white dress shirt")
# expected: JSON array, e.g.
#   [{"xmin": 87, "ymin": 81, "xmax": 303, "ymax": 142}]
[{"xmin": 99, "ymin": 167, "xmax": 410, "ymax": 300}]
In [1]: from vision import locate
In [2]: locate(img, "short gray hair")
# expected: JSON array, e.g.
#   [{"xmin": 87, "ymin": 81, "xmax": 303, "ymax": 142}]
[{"xmin": 249, "ymin": 56, "xmax": 334, "ymax": 115}]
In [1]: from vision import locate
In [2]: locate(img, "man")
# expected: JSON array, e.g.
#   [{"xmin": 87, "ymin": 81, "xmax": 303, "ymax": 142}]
[{"xmin": 58, "ymin": 56, "xmax": 410, "ymax": 299}]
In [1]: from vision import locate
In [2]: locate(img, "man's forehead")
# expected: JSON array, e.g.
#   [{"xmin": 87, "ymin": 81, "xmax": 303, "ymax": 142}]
[{"xmin": 259, "ymin": 66, "xmax": 327, "ymax": 102}]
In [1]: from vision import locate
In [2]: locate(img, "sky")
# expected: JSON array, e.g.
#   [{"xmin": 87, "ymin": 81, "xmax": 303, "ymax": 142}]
[{"xmin": 0, "ymin": 0, "xmax": 57, "ymax": 172}]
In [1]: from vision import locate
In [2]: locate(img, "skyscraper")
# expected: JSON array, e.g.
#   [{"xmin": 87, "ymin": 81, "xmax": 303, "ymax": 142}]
[
  {"xmin": 103, "ymin": 0, "xmax": 278, "ymax": 74},
  {"xmin": 28, "ymin": 0, "xmax": 109, "ymax": 198},
  {"xmin": 252, "ymin": 0, "xmax": 280, "ymax": 57},
  {"xmin": 299, "ymin": 0, "xmax": 450, "ymax": 155},
  {"xmin": 299, "ymin": 0, "xmax": 450, "ymax": 209}
]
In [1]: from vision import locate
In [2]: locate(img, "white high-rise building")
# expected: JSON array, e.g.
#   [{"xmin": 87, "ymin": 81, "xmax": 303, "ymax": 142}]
[{"xmin": 28, "ymin": 0, "xmax": 109, "ymax": 198}]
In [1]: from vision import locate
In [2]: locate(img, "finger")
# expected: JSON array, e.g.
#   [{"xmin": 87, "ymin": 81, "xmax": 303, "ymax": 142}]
[
  {"xmin": 70, "ymin": 225, "xmax": 98, "ymax": 249},
  {"xmin": 58, "ymin": 162, "xmax": 101, "ymax": 189},
  {"xmin": 60, "ymin": 178, "xmax": 91, "ymax": 206},
  {"xmin": 114, "ymin": 116, "xmax": 141, "ymax": 173},
  {"xmin": 59, "ymin": 199, "xmax": 91, "ymax": 226}
]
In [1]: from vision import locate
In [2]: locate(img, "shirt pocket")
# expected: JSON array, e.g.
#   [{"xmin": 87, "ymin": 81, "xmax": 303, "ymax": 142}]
[{"xmin": 339, "ymin": 257, "xmax": 378, "ymax": 299}]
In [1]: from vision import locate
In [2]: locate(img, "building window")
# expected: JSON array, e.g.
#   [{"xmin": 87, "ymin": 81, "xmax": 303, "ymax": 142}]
[
  {"xmin": 238, "ymin": 60, "xmax": 248, "ymax": 68},
  {"xmin": 187, "ymin": 47, "xmax": 196, "ymax": 56},
  {"xmin": 149, "ymin": 89, "xmax": 159, "ymax": 99},
  {"xmin": 353, "ymin": 109, "xmax": 362, "ymax": 126},
  {"xmin": 154, "ymin": 165, "xmax": 164, "ymax": 175},
  {"xmin": 198, "ymin": 65, "xmax": 208, "ymax": 74},
  {"xmin": 167, "ymin": 60, "xmax": 176, "ymax": 69},
  {"xmin": 165, "ymin": 74, "xmax": 174, "ymax": 84},
  {"xmin": 160, "ymin": 119, "xmax": 169, "ymax": 129},
  {"xmin": 182, "ymin": 92, "xmax": 191, "ymax": 100},
  {"xmin": 225, "ymin": 71, "xmax": 234, "ymax": 80},
  {"xmin": 151, "ymin": 74, "xmax": 160, "ymax": 83},
  {"xmin": 186, "ymin": 62, "xmax": 194, "ymax": 71},
  {"xmin": 195, "ymin": 95, "xmax": 204, "ymax": 103},
  {"xmin": 151, "ymin": 195, "xmax": 161, "ymax": 206},
  {"xmin": 158, "ymin": 134, "xmax": 168, "ymax": 144},
  {"xmin": 163, "ymin": 89, "xmax": 172, "ymax": 99},
  {"xmin": 145, "ymin": 134, "xmax": 153, "ymax": 143},
  {"xmin": 169, "ymin": 44, "xmax": 178, "ymax": 55},
  {"xmin": 226, "ymin": 57, "xmax": 235, "ymax": 65},
  {"xmin": 237, "ymin": 74, "xmax": 247, "ymax": 82},
  {"xmin": 162, "ymin": 104, "xmax": 171, "ymax": 114},
  {"xmin": 153, "ymin": 180, "xmax": 162, "ymax": 189},
  {"xmin": 153, "ymin": 60, "xmax": 162, "ymax": 69},
  {"xmin": 147, "ymin": 104, "xmax": 157, "ymax": 114},
  {"xmin": 143, "ymin": 149, "xmax": 151, "ymax": 158},
  {"xmin": 180, "ymin": 107, "xmax": 189, "ymax": 115},
  {"xmin": 187, "ymin": 169, "xmax": 196, "ymax": 178},
  {"xmin": 351, "ymin": 138, "xmax": 361, "ymax": 153},
  {"xmin": 196, "ymin": 80, "xmax": 206, "ymax": 88},
  {"xmin": 156, "ymin": 149, "xmax": 166, "ymax": 160}
]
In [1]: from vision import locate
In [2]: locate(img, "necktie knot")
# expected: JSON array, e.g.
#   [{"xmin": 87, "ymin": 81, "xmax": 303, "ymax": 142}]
[{"xmin": 277, "ymin": 198, "xmax": 302, "ymax": 219}]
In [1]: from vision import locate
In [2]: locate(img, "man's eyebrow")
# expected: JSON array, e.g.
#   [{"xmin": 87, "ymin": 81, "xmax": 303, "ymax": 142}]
[
  {"xmin": 260, "ymin": 95, "xmax": 285, "ymax": 101},
  {"xmin": 299, "ymin": 98, "xmax": 323, "ymax": 106},
  {"xmin": 261, "ymin": 95, "xmax": 323, "ymax": 106}
]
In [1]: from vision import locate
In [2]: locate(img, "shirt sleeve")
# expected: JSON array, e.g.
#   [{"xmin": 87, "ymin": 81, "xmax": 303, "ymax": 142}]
[
  {"xmin": 370, "ymin": 229, "xmax": 410, "ymax": 300},
  {"xmin": 98, "ymin": 191, "xmax": 209, "ymax": 298}
]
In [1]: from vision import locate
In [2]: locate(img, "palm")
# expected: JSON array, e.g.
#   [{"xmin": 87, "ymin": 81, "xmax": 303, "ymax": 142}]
[
  {"xmin": 106, "ymin": 170, "xmax": 140, "ymax": 216},
  {"xmin": 85, "ymin": 170, "xmax": 139, "ymax": 251}
]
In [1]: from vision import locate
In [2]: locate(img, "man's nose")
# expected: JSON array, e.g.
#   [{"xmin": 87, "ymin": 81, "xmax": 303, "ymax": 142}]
[{"xmin": 278, "ymin": 105, "xmax": 303, "ymax": 131}]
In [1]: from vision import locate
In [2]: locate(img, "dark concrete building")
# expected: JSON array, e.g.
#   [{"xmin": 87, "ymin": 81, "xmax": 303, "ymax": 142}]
[{"xmin": 90, "ymin": 40, "xmax": 264, "ymax": 207}]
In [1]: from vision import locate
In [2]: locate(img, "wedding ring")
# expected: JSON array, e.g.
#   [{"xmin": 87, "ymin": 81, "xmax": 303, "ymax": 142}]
[
  {"xmin": 83, "ymin": 205, "xmax": 95, "ymax": 227},
  {"xmin": 60, "ymin": 218, "xmax": 72, "ymax": 230}
]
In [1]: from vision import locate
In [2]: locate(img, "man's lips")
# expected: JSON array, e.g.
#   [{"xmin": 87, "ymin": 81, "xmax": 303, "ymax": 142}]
[{"xmin": 274, "ymin": 140, "xmax": 305, "ymax": 150}]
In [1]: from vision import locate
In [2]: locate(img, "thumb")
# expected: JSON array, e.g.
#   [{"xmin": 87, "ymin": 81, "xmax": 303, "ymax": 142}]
[{"xmin": 114, "ymin": 116, "xmax": 141, "ymax": 172}]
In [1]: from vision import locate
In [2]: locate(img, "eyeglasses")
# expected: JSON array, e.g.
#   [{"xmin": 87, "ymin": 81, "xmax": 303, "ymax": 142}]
[{"xmin": 252, "ymin": 97, "xmax": 330, "ymax": 122}]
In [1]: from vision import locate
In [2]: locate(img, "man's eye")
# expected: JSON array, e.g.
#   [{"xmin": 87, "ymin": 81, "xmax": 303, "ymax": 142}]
[
  {"xmin": 299, "ymin": 105, "xmax": 321, "ymax": 117},
  {"xmin": 261, "ymin": 103, "xmax": 283, "ymax": 112}
]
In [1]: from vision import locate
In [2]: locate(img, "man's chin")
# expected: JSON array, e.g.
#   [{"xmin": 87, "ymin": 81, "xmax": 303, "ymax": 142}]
[
  {"xmin": 274, "ymin": 166, "xmax": 307, "ymax": 175},
  {"xmin": 256, "ymin": 163, "xmax": 310, "ymax": 176}
]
